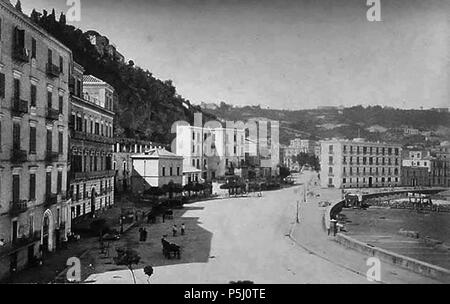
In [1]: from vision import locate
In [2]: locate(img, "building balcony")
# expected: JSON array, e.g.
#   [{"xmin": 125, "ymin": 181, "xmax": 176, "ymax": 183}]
[
  {"xmin": 46, "ymin": 108, "xmax": 60, "ymax": 121},
  {"xmin": 12, "ymin": 47, "xmax": 30, "ymax": 63},
  {"xmin": 45, "ymin": 151, "xmax": 59, "ymax": 163},
  {"xmin": 85, "ymin": 133, "xmax": 115, "ymax": 145},
  {"xmin": 71, "ymin": 170, "xmax": 116, "ymax": 181},
  {"xmin": 11, "ymin": 98, "xmax": 28, "ymax": 116},
  {"xmin": 9, "ymin": 200, "xmax": 28, "ymax": 216},
  {"xmin": 44, "ymin": 193, "xmax": 58, "ymax": 207},
  {"xmin": 46, "ymin": 63, "xmax": 61, "ymax": 78},
  {"xmin": 72, "ymin": 130, "xmax": 87, "ymax": 140},
  {"xmin": 11, "ymin": 148, "xmax": 27, "ymax": 163}
]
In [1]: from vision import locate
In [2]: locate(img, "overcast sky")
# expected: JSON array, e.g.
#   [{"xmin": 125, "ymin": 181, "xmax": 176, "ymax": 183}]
[{"xmin": 20, "ymin": 0, "xmax": 449, "ymax": 110}]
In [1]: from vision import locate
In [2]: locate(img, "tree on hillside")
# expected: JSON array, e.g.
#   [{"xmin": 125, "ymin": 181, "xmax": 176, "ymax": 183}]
[{"xmin": 15, "ymin": 0, "xmax": 22, "ymax": 12}]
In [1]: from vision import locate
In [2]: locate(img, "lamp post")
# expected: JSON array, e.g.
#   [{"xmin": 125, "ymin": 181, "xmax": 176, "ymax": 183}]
[{"xmin": 296, "ymin": 200, "xmax": 300, "ymax": 223}]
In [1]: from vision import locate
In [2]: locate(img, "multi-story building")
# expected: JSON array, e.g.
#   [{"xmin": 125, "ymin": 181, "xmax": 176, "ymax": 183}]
[
  {"xmin": 319, "ymin": 139, "xmax": 402, "ymax": 189},
  {"xmin": 289, "ymin": 138, "xmax": 317, "ymax": 155},
  {"xmin": 0, "ymin": 2, "xmax": 72, "ymax": 279},
  {"xmin": 175, "ymin": 125, "xmax": 245, "ymax": 181},
  {"xmin": 112, "ymin": 138, "xmax": 168, "ymax": 193},
  {"xmin": 68, "ymin": 68, "xmax": 115, "ymax": 222},
  {"xmin": 131, "ymin": 148, "xmax": 183, "ymax": 194}
]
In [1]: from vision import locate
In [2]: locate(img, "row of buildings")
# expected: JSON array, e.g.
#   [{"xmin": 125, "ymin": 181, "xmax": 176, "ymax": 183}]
[
  {"xmin": 0, "ymin": 2, "xmax": 124, "ymax": 279},
  {"xmin": 130, "ymin": 122, "xmax": 281, "ymax": 194},
  {"xmin": 318, "ymin": 138, "xmax": 450, "ymax": 189},
  {"xmin": 0, "ymin": 2, "xmax": 282, "ymax": 279}
]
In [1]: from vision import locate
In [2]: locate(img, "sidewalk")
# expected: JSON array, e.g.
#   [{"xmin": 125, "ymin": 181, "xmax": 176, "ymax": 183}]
[
  {"xmin": 3, "ymin": 195, "xmax": 152, "ymax": 284},
  {"xmin": 290, "ymin": 174, "xmax": 442, "ymax": 284}
]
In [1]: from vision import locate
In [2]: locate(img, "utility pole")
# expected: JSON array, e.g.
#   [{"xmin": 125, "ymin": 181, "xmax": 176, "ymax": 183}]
[{"xmin": 296, "ymin": 200, "xmax": 300, "ymax": 223}]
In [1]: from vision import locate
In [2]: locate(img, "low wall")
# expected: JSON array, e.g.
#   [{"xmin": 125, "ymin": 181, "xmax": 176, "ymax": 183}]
[{"xmin": 335, "ymin": 233, "xmax": 450, "ymax": 282}]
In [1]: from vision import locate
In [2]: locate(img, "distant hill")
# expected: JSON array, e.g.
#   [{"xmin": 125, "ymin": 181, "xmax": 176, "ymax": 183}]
[
  {"xmin": 28, "ymin": 8, "xmax": 215, "ymax": 144},
  {"xmin": 201, "ymin": 103, "xmax": 450, "ymax": 147}
]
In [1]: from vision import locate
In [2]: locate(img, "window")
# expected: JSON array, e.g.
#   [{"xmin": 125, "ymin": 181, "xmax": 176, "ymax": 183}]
[
  {"xmin": 57, "ymin": 171, "xmax": 62, "ymax": 194},
  {"xmin": 58, "ymin": 131, "xmax": 63, "ymax": 154},
  {"xmin": 177, "ymin": 167, "xmax": 180, "ymax": 176},
  {"xmin": 29, "ymin": 173, "xmax": 36, "ymax": 200},
  {"xmin": 58, "ymin": 96, "xmax": 63, "ymax": 114},
  {"xmin": 31, "ymin": 38, "xmax": 36, "ymax": 59},
  {"xmin": 162, "ymin": 167, "xmax": 166, "ymax": 177},
  {"xmin": 328, "ymin": 156, "xmax": 333, "ymax": 164},
  {"xmin": 47, "ymin": 91, "xmax": 52, "ymax": 109},
  {"xmin": 29, "ymin": 126, "xmax": 36, "ymax": 153},
  {"xmin": 170, "ymin": 167, "xmax": 173, "ymax": 176},
  {"xmin": 328, "ymin": 167, "xmax": 333, "ymax": 174},
  {"xmin": 13, "ymin": 123, "xmax": 20, "ymax": 150},
  {"xmin": 46, "ymin": 172, "xmax": 52, "ymax": 195},
  {"xmin": 30, "ymin": 84, "xmax": 37, "ymax": 107},
  {"xmin": 13, "ymin": 78, "xmax": 20, "ymax": 100},
  {"xmin": 0, "ymin": 73, "xmax": 5, "ymax": 99},
  {"xmin": 48, "ymin": 49, "xmax": 53, "ymax": 65},
  {"xmin": 12, "ymin": 174, "xmax": 20, "ymax": 202},
  {"xmin": 46, "ymin": 129, "xmax": 52, "ymax": 152},
  {"xmin": 328, "ymin": 145, "xmax": 333, "ymax": 154},
  {"xmin": 59, "ymin": 56, "xmax": 63, "ymax": 73}
]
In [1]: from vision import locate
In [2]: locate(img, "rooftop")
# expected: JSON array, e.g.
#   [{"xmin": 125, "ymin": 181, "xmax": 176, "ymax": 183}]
[{"xmin": 131, "ymin": 148, "xmax": 183, "ymax": 159}]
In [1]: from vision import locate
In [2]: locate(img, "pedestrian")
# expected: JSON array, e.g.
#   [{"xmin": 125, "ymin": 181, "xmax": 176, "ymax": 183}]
[
  {"xmin": 172, "ymin": 224, "xmax": 178, "ymax": 237},
  {"xmin": 143, "ymin": 228, "xmax": 148, "ymax": 242},
  {"xmin": 139, "ymin": 228, "xmax": 144, "ymax": 242},
  {"xmin": 181, "ymin": 223, "xmax": 185, "ymax": 235}
]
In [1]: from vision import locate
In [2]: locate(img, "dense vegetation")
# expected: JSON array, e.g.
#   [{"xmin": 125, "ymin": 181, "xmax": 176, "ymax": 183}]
[{"xmin": 27, "ymin": 8, "xmax": 214, "ymax": 144}]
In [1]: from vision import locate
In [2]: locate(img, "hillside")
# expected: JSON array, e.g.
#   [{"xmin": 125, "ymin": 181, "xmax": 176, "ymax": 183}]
[
  {"xmin": 202, "ymin": 103, "xmax": 450, "ymax": 147},
  {"xmin": 28, "ymin": 8, "xmax": 214, "ymax": 144}
]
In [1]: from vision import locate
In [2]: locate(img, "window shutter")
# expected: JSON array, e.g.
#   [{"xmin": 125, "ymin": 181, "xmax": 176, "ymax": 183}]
[
  {"xmin": 0, "ymin": 73, "xmax": 5, "ymax": 99},
  {"xmin": 29, "ymin": 126, "xmax": 36, "ymax": 153}
]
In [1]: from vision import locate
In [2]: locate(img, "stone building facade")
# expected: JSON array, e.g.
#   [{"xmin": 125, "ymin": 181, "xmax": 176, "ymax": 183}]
[
  {"xmin": 68, "ymin": 67, "xmax": 115, "ymax": 222},
  {"xmin": 131, "ymin": 148, "xmax": 183, "ymax": 194},
  {"xmin": 0, "ymin": 2, "xmax": 71, "ymax": 280},
  {"xmin": 112, "ymin": 138, "xmax": 168, "ymax": 193}
]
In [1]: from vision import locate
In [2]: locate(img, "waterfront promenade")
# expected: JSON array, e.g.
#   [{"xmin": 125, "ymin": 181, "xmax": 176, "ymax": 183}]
[{"xmin": 84, "ymin": 172, "xmax": 439, "ymax": 284}]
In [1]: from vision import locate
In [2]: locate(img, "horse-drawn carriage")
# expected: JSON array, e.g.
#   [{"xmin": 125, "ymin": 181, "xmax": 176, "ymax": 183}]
[{"xmin": 161, "ymin": 238, "xmax": 180, "ymax": 259}]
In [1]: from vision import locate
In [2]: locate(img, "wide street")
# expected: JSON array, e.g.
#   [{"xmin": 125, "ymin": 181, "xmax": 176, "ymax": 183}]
[{"xmin": 85, "ymin": 171, "xmax": 440, "ymax": 284}]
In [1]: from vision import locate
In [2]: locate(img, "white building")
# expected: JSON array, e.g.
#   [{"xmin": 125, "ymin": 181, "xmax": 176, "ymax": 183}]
[
  {"xmin": 175, "ymin": 125, "xmax": 245, "ymax": 180},
  {"xmin": 130, "ymin": 148, "xmax": 183, "ymax": 194},
  {"xmin": 320, "ymin": 138, "xmax": 402, "ymax": 189}
]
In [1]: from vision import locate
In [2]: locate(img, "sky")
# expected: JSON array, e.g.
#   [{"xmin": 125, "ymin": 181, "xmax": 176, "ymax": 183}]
[{"xmin": 18, "ymin": 0, "xmax": 449, "ymax": 110}]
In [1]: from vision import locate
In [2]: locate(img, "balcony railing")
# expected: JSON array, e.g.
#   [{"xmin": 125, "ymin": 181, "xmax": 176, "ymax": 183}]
[
  {"xmin": 85, "ymin": 133, "xmax": 115, "ymax": 145},
  {"xmin": 46, "ymin": 108, "xmax": 60, "ymax": 121},
  {"xmin": 44, "ymin": 193, "xmax": 58, "ymax": 207},
  {"xmin": 11, "ymin": 148, "xmax": 27, "ymax": 163},
  {"xmin": 12, "ymin": 47, "xmax": 30, "ymax": 63},
  {"xmin": 45, "ymin": 151, "xmax": 59, "ymax": 163},
  {"xmin": 72, "ymin": 170, "xmax": 115, "ymax": 181},
  {"xmin": 9, "ymin": 200, "xmax": 28, "ymax": 216},
  {"xmin": 46, "ymin": 63, "xmax": 61, "ymax": 78},
  {"xmin": 72, "ymin": 130, "xmax": 87, "ymax": 140},
  {"xmin": 11, "ymin": 98, "xmax": 28, "ymax": 116}
]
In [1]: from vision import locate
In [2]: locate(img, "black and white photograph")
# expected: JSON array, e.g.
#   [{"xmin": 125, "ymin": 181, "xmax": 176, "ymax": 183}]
[{"xmin": 0, "ymin": 0, "xmax": 449, "ymax": 288}]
